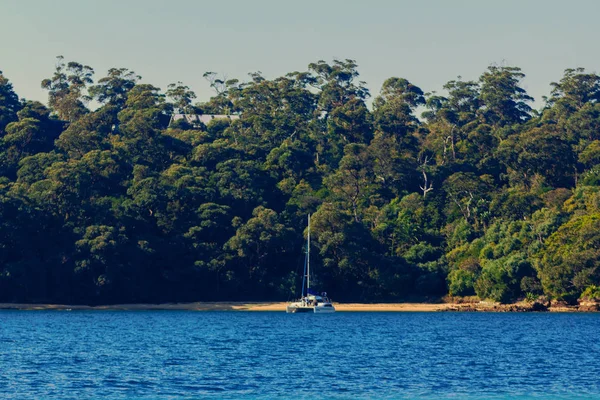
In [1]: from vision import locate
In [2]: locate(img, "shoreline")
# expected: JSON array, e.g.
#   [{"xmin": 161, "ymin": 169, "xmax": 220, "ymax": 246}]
[{"xmin": 0, "ymin": 301, "xmax": 593, "ymax": 312}]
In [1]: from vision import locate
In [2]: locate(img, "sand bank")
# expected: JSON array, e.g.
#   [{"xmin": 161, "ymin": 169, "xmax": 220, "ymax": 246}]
[{"xmin": 0, "ymin": 301, "xmax": 588, "ymax": 312}]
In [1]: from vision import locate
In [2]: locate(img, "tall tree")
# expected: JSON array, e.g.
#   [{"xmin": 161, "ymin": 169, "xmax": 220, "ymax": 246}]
[
  {"xmin": 41, "ymin": 56, "xmax": 94, "ymax": 121},
  {"xmin": 89, "ymin": 68, "xmax": 140, "ymax": 110},
  {"xmin": 478, "ymin": 65, "xmax": 533, "ymax": 127},
  {"xmin": 0, "ymin": 71, "xmax": 21, "ymax": 134},
  {"xmin": 547, "ymin": 68, "xmax": 600, "ymax": 115},
  {"xmin": 166, "ymin": 81, "xmax": 197, "ymax": 114}
]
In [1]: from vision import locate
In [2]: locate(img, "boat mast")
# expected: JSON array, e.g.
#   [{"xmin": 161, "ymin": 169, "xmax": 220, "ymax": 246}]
[{"xmin": 307, "ymin": 214, "xmax": 310, "ymax": 291}]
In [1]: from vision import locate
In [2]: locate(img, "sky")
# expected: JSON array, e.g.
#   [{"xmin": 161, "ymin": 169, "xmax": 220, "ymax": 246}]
[{"xmin": 1, "ymin": 0, "xmax": 599, "ymax": 109}]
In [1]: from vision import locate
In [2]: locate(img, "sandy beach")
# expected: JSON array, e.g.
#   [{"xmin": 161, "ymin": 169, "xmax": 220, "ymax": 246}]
[
  {"xmin": 0, "ymin": 301, "xmax": 588, "ymax": 312},
  {"xmin": 246, "ymin": 302, "xmax": 447, "ymax": 312}
]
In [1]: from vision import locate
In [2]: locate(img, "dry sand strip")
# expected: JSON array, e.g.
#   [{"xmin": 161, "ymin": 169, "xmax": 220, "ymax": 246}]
[
  {"xmin": 0, "ymin": 302, "xmax": 469, "ymax": 312},
  {"xmin": 0, "ymin": 302, "xmax": 585, "ymax": 312},
  {"xmin": 244, "ymin": 302, "xmax": 450, "ymax": 312}
]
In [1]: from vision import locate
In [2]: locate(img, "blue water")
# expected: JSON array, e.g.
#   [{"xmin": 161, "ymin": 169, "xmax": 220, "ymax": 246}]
[{"xmin": 0, "ymin": 311, "xmax": 599, "ymax": 399}]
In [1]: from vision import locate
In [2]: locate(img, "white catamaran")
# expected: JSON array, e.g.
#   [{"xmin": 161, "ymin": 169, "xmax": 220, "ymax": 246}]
[{"xmin": 286, "ymin": 214, "xmax": 336, "ymax": 313}]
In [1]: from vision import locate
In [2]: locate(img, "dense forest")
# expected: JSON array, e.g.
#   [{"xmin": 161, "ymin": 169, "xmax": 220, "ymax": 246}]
[{"xmin": 1, "ymin": 57, "xmax": 600, "ymax": 305}]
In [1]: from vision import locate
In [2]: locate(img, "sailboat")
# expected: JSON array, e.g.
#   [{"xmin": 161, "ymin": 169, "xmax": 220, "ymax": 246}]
[{"xmin": 286, "ymin": 214, "xmax": 336, "ymax": 313}]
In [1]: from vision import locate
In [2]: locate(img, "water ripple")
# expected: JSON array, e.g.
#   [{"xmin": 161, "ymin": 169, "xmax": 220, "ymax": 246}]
[{"xmin": 1, "ymin": 311, "xmax": 600, "ymax": 399}]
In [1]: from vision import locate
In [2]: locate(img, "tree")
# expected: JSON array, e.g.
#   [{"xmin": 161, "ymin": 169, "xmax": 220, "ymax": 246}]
[
  {"xmin": 497, "ymin": 124, "xmax": 575, "ymax": 189},
  {"xmin": 443, "ymin": 172, "xmax": 490, "ymax": 228},
  {"xmin": 166, "ymin": 81, "xmax": 197, "ymax": 114},
  {"xmin": 369, "ymin": 78, "xmax": 425, "ymax": 198},
  {"xmin": 89, "ymin": 68, "xmax": 140, "ymax": 110},
  {"xmin": 308, "ymin": 59, "xmax": 370, "ymax": 112},
  {"xmin": 324, "ymin": 144, "xmax": 376, "ymax": 222},
  {"xmin": 0, "ymin": 71, "xmax": 21, "ymax": 133},
  {"xmin": 41, "ymin": 56, "xmax": 94, "ymax": 121},
  {"xmin": 375, "ymin": 77, "xmax": 425, "ymax": 110},
  {"xmin": 9, "ymin": 56, "xmax": 600, "ymax": 305},
  {"xmin": 115, "ymin": 84, "xmax": 172, "ymax": 168},
  {"xmin": 547, "ymin": 68, "xmax": 600, "ymax": 116},
  {"xmin": 448, "ymin": 269, "xmax": 477, "ymax": 296},
  {"xmin": 479, "ymin": 65, "xmax": 533, "ymax": 127},
  {"xmin": 1, "ymin": 101, "xmax": 61, "ymax": 178},
  {"xmin": 311, "ymin": 202, "xmax": 408, "ymax": 300},
  {"xmin": 224, "ymin": 207, "xmax": 295, "ymax": 298},
  {"xmin": 373, "ymin": 78, "xmax": 423, "ymax": 153},
  {"xmin": 211, "ymin": 158, "xmax": 275, "ymax": 214},
  {"xmin": 201, "ymin": 71, "xmax": 240, "ymax": 114},
  {"xmin": 422, "ymin": 78, "xmax": 483, "ymax": 169},
  {"xmin": 327, "ymin": 97, "xmax": 373, "ymax": 145},
  {"xmin": 230, "ymin": 74, "xmax": 316, "ymax": 156},
  {"xmin": 538, "ymin": 212, "xmax": 600, "ymax": 301},
  {"xmin": 55, "ymin": 106, "xmax": 116, "ymax": 158},
  {"xmin": 73, "ymin": 224, "xmax": 128, "ymax": 302}
]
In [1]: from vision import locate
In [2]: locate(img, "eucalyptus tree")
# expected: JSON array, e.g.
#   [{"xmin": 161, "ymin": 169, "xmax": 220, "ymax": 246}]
[
  {"xmin": 538, "ymin": 211, "xmax": 600, "ymax": 301},
  {"xmin": 201, "ymin": 71, "xmax": 241, "ymax": 114},
  {"xmin": 306, "ymin": 60, "xmax": 372, "ymax": 169},
  {"xmin": 422, "ymin": 78, "xmax": 481, "ymax": 167},
  {"xmin": 496, "ymin": 124, "xmax": 575, "ymax": 189},
  {"xmin": 166, "ymin": 81, "xmax": 197, "ymax": 114},
  {"xmin": 231, "ymin": 73, "xmax": 316, "ymax": 156},
  {"xmin": 442, "ymin": 172, "xmax": 491, "ymax": 229},
  {"xmin": 0, "ymin": 71, "xmax": 21, "ymax": 134},
  {"xmin": 1, "ymin": 101, "xmax": 61, "ymax": 178},
  {"xmin": 116, "ymin": 84, "xmax": 173, "ymax": 169},
  {"xmin": 41, "ymin": 56, "xmax": 94, "ymax": 122},
  {"xmin": 324, "ymin": 143, "xmax": 376, "ymax": 222},
  {"xmin": 9, "ymin": 56, "xmax": 600, "ymax": 304},
  {"xmin": 370, "ymin": 77, "xmax": 424, "ymax": 198},
  {"xmin": 308, "ymin": 59, "xmax": 370, "ymax": 112},
  {"xmin": 547, "ymin": 68, "xmax": 600, "ymax": 116},
  {"xmin": 478, "ymin": 65, "xmax": 533, "ymax": 128},
  {"xmin": 223, "ymin": 206, "xmax": 295, "ymax": 299},
  {"xmin": 55, "ymin": 106, "xmax": 117, "ymax": 158},
  {"xmin": 89, "ymin": 68, "xmax": 140, "ymax": 110}
]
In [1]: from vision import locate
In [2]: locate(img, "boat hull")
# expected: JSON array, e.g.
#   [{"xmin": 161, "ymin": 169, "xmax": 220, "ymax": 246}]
[
  {"xmin": 286, "ymin": 304, "xmax": 336, "ymax": 313},
  {"xmin": 313, "ymin": 305, "xmax": 336, "ymax": 313},
  {"xmin": 286, "ymin": 306, "xmax": 314, "ymax": 313}
]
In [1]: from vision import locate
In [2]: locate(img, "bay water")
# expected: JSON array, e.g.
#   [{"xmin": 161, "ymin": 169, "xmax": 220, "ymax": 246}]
[{"xmin": 1, "ymin": 311, "xmax": 599, "ymax": 399}]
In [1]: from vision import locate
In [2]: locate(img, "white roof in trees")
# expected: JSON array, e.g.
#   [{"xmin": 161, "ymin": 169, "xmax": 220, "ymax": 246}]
[{"xmin": 170, "ymin": 114, "xmax": 240, "ymax": 126}]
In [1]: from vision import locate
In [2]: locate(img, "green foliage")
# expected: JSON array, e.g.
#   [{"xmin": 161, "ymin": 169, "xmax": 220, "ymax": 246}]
[
  {"xmin": 448, "ymin": 269, "xmax": 477, "ymax": 296},
  {"xmin": 497, "ymin": 124, "xmax": 575, "ymax": 189},
  {"xmin": 0, "ymin": 71, "xmax": 21, "ymax": 133},
  {"xmin": 89, "ymin": 68, "xmax": 140, "ymax": 110},
  {"xmin": 538, "ymin": 212, "xmax": 600, "ymax": 300},
  {"xmin": 580, "ymin": 285, "xmax": 600, "ymax": 301},
  {"xmin": 478, "ymin": 65, "xmax": 533, "ymax": 127},
  {"xmin": 474, "ymin": 253, "xmax": 532, "ymax": 303},
  {"xmin": 2, "ymin": 59, "xmax": 600, "ymax": 304},
  {"xmin": 525, "ymin": 292, "xmax": 537, "ymax": 302},
  {"xmin": 41, "ymin": 56, "xmax": 94, "ymax": 122},
  {"xmin": 166, "ymin": 82, "xmax": 197, "ymax": 114}
]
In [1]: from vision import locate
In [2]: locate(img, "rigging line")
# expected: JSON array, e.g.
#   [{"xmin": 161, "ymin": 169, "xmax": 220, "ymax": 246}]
[
  {"xmin": 289, "ymin": 239, "xmax": 307, "ymax": 301},
  {"xmin": 301, "ymin": 242, "xmax": 308, "ymax": 299}
]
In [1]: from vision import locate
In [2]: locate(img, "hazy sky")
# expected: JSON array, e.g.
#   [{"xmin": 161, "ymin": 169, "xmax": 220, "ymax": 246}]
[{"xmin": 2, "ymin": 0, "xmax": 598, "ymax": 108}]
